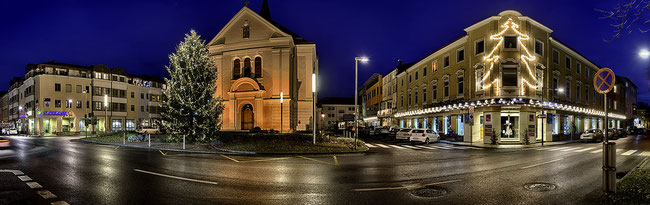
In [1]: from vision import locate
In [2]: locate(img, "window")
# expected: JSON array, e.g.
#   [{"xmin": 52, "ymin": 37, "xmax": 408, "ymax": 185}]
[
  {"xmin": 458, "ymin": 77, "xmax": 464, "ymax": 95},
  {"xmin": 423, "ymin": 87, "xmax": 427, "ymax": 103},
  {"xmin": 414, "ymin": 88, "xmax": 418, "ymax": 104},
  {"xmin": 432, "ymin": 60, "xmax": 438, "ymax": 72},
  {"xmin": 475, "ymin": 39, "xmax": 484, "ymax": 55},
  {"xmin": 87, "ymin": 101, "xmax": 90, "ymax": 108},
  {"xmin": 94, "ymin": 101, "xmax": 103, "ymax": 110},
  {"xmin": 444, "ymin": 81, "xmax": 449, "ymax": 97},
  {"xmin": 400, "ymin": 95, "xmax": 404, "ymax": 107},
  {"xmin": 614, "ymin": 101, "xmax": 618, "ymax": 110},
  {"xmin": 502, "ymin": 67, "xmax": 517, "ymax": 86},
  {"xmin": 535, "ymin": 39, "xmax": 543, "ymax": 55},
  {"xmin": 593, "ymin": 90, "xmax": 596, "ymax": 103},
  {"xmin": 233, "ymin": 59, "xmax": 241, "ymax": 79},
  {"xmin": 242, "ymin": 21, "xmax": 250, "ymax": 38},
  {"xmin": 76, "ymin": 100, "xmax": 82, "ymax": 108},
  {"xmin": 55, "ymin": 100, "xmax": 61, "ymax": 108},
  {"xmin": 553, "ymin": 78, "xmax": 559, "ymax": 96},
  {"xmin": 552, "ymin": 49, "xmax": 560, "ymax": 64},
  {"xmin": 112, "ymin": 76, "xmax": 118, "ymax": 81},
  {"xmin": 243, "ymin": 58, "xmax": 251, "ymax": 77},
  {"xmin": 576, "ymin": 84, "xmax": 581, "ymax": 101},
  {"xmin": 126, "ymin": 120, "xmax": 136, "ymax": 131},
  {"xmin": 443, "ymin": 55, "xmax": 450, "ymax": 68},
  {"xmin": 131, "ymin": 92, "xmax": 135, "ymax": 98},
  {"xmin": 409, "ymin": 75, "xmax": 412, "ymax": 83},
  {"xmin": 422, "ymin": 67, "xmax": 427, "ymax": 76},
  {"xmin": 504, "ymin": 36, "xmax": 517, "ymax": 48},
  {"xmin": 613, "ymin": 85, "xmax": 618, "ymax": 93},
  {"xmin": 141, "ymin": 93, "xmax": 144, "ymax": 99},
  {"xmin": 254, "ymin": 57, "xmax": 262, "ymax": 78},
  {"xmin": 141, "ymin": 106, "xmax": 145, "ymax": 112},
  {"xmin": 76, "ymin": 85, "xmax": 82, "ymax": 93},
  {"xmin": 131, "ymin": 105, "xmax": 135, "ymax": 111},
  {"xmin": 576, "ymin": 62, "xmax": 581, "ymax": 74},
  {"xmin": 457, "ymin": 48, "xmax": 464, "ymax": 62},
  {"xmin": 585, "ymin": 88, "xmax": 589, "ymax": 102},
  {"xmin": 432, "ymin": 84, "xmax": 437, "ymax": 100},
  {"xmin": 415, "ymin": 71, "xmax": 418, "ymax": 80},
  {"xmin": 566, "ymin": 81, "xmax": 571, "ymax": 99},
  {"xmin": 565, "ymin": 56, "xmax": 572, "ymax": 69},
  {"xmin": 55, "ymin": 83, "xmax": 61, "ymax": 92},
  {"xmin": 112, "ymin": 119, "xmax": 123, "ymax": 131},
  {"xmin": 408, "ymin": 90, "xmax": 412, "ymax": 106},
  {"xmin": 585, "ymin": 68, "xmax": 589, "ymax": 78}
]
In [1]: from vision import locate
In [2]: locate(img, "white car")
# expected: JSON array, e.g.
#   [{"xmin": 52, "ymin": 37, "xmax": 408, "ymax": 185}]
[
  {"xmin": 409, "ymin": 129, "xmax": 440, "ymax": 144},
  {"xmin": 8, "ymin": 129, "xmax": 18, "ymax": 135},
  {"xmin": 395, "ymin": 129, "xmax": 412, "ymax": 140},
  {"xmin": 580, "ymin": 129, "xmax": 603, "ymax": 142}
]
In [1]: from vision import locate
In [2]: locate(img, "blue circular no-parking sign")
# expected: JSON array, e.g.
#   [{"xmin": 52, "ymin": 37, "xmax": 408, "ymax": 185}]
[{"xmin": 594, "ymin": 68, "xmax": 615, "ymax": 94}]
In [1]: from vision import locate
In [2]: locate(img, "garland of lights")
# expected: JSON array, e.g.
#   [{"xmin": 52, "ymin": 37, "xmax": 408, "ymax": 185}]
[{"xmin": 479, "ymin": 18, "xmax": 539, "ymax": 95}]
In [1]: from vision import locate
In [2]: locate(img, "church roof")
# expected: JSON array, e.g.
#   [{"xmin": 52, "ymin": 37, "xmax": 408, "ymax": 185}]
[{"xmin": 254, "ymin": 0, "xmax": 312, "ymax": 44}]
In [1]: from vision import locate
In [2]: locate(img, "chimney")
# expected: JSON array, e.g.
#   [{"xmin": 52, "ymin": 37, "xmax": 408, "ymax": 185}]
[{"xmin": 397, "ymin": 59, "xmax": 402, "ymax": 65}]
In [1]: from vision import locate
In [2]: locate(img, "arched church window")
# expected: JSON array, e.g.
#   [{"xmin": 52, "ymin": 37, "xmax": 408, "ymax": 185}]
[
  {"xmin": 233, "ymin": 59, "xmax": 241, "ymax": 79},
  {"xmin": 243, "ymin": 21, "xmax": 250, "ymax": 39},
  {"xmin": 243, "ymin": 58, "xmax": 252, "ymax": 77},
  {"xmin": 254, "ymin": 57, "xmax": 262, "ymax": 78}
]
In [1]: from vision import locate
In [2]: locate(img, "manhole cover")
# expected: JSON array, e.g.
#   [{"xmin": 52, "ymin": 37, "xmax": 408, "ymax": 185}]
[
  {"xmin": 410, "ymin": 186, "xmax": 447, "ymax": 198},
  {"xmin": 524, "ymin": 182, "xmax": 557, "ymax": 192}
]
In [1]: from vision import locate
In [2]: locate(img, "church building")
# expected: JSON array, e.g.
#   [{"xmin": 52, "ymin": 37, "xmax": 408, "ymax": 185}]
[{"xmin": 208, "ymin": 1, "xmax": 318, "ymax": 131}]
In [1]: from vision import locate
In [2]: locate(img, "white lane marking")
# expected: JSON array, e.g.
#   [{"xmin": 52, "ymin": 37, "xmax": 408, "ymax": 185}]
[
  {"xmin": 401, "ymin": 145, "xmax": 420, "ymax": 149},
  {"xmin": 616, "ymin": 149, "xmax": 625, "ymax": 153},
  {"xmin": 640, "ymin": 151, "xmax": 650, "ymax": 156},
  {"xmin": 133, "ymin": 169, "xmax": 219, "ymax": 185},
  {"xmin": 622, "ymin": 150, "xmax": 638, "ymax": 156},
  {"xmin": 18, "ymin": 175, "xmax": 32, "ymax": 181},
  {"xmin": 36, "ymin": 190, "xmax": 57, "ymax": 199},
  {"xmin": 536, "ymin": 147, "xmax": 553, "ymax": 150},
  {"xmin": 575, "ymin": 147, "xmax": 597, "ymax": 152},
  {"xmin": 415, "ymin": 145, "xmax": 437, "ymax": 150},
  {"xmin": 375, "ymin": 144, "xmax": 390, "ymax": 148},
  {"xmin": 560, "ymin": 147, "xmax": 582, "ymax": 151},
  {"xmin": 590, "ymin": 149, "xmax": 602, "ymax": 153},
  {"xmin": 365, "ymin": 143, "xmax": 377, "ymax": 148},
  {"xmin": 388, "ymin": 145, "xmax": 407, "ymax": 149},
  {"xmin": 26, "ymin": 182, "xmax": 42, "ymax": 189},
  {"xmin": 353, "ymin": 179, "xmax": 461, "ymax": 192},
  {"xmin": 51, "ymin": 201, "xmax": 70, "ymax": 205},
  {"xmin": 428, "ymin": 145, "xmax": 451, "ymax": 150},
  {"xmin": 0, "ymin": 169, "xmax": 24, "ymax": 175},
  {"xmin": 521, "ymin": 158, "xmax": 564, "ymax": 169},
  {"xmin": 546, "ymin": 147, "xmax": 568, "ymax": 151}
]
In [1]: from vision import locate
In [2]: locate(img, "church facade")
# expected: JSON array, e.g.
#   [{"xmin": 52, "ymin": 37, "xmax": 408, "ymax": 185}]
[{"xmin": 207, "ymin": 2, "xmax": 318, "ymax": 132}]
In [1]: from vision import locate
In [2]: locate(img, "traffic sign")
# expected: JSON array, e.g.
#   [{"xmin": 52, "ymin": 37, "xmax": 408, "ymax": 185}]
[
  {"xmin": 594, "ymin": 68, "xmax": 615, "ymax": 94},
  {"xmin": 537, "ymin": 114, "xmax": 547, "ymax": 119}
]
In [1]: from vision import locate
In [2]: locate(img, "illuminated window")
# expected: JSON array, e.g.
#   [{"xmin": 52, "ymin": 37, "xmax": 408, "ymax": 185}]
[{"xmin": 432, "ymin": 60, "xmax": 438, "ymax": 72}]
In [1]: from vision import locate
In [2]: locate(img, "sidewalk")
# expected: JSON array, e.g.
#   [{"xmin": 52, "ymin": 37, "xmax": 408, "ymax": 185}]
[{"xmin": 441, "ymin": 139, "xmax": 581, "ymax": 149}]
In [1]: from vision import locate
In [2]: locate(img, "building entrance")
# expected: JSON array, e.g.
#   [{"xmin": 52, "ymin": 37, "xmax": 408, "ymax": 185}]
[{"xmin": 241, "ymin": 104, "xmax": 254, "ymax": 130}]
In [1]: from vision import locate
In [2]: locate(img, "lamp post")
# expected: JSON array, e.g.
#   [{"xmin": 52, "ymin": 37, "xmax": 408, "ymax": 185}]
[
  {"xmin": 68, "ymin": 99, "xmax": 72, "ymax": 133},
  {"xmin": 18, "ymin": 106, "xmax": 23, "ymax": 134},
  {"xmin": 104, "ymin": 94, "xmax": 108, "ymax": 135},
  {"xmin": 280, "ymin": 92, "xmax": 284, "ymax": 133},
  {"xmin": 321, "ymin": 113, "xmax": 325, "ymax": 131},
  {"xmin": 541, "ymin": 87, "xmax": 564, "ymax": 146},
  {"xmin": 354, "ymin": 57, "xmax": 369, "ymax": 150},
  {"xmin": 312, "ymin": 73, "xmax": 317, "ymax": 144}
]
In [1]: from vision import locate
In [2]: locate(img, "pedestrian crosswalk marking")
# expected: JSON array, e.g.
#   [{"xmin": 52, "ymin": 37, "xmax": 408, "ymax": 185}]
[
  {"xmin": 366, "ymin": 143, "xmax": 377, "ymax": 148},
  {"xmin": 622, "ymin": 150, "xmax": 637, "ymax": 156},
  {"xmin": 415, "ymin": 145, "xmax": 437, "ymax": 150},
  {"xmin": 640, "ymin": 151, "xmax": 650, "ymax": 156},
  {"xmin": 365, "ymin": 142, "xmax": 481, "ymax": 151},
  {"xmin": 401, "ymin": 145, "xmax": 420, "ymax": 149},
  {"xmin": 559, "ymin": 147, "xmax": 582, "ymax": 151},
  {"xmin": 376, "ymin": 144, "xmax": 390, "ymax": 148},
  {"xmin": 590, "ymin": 149, "xmax": 602, "ymax": 153},
  {"xmin": 388, "ymin": 145, "xmax": 407, "ymax": 149},
  {"xmin": 428, "ymin": 145, "xmax": 451, "ymax": 150},
  {"xmin": 575, "ymin": 147, "xmax": 597, "ymax": 152}
]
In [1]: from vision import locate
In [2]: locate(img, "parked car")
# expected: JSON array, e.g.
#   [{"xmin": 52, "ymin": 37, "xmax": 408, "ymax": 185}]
[
  {"xmin": 580, "ymin": 129, "xmax": 603, "ymax": 142},
  {"xmin": 0, "ymin": 137, "xmax": 10, "ymax": 148},
  {"xmin": 617, "ymin": 128, "xmax": 626, "ymax": 137},
  {"xmin": 607, "ymin": 129, "xmax": 620, "ymax": 140},
  {"xmin": 409, "ymin": 129, "xmax": 440, "ymax": 144},
  {"xmin": 136, "ymin": 126, "xmax": 160, "ymax": 134},
  {"xmin": 395, "ymin": 129, "xmax": 413, "ymax": 140},
  {"xmin": 8, "ymin": 128, "xmax": 18, "ymax": 135}
]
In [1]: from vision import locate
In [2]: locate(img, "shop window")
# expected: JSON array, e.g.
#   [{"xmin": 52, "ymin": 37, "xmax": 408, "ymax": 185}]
[
  {"xmin": 126, "ymin": 120, "xmax": 136, "ymax": 131},
  {"xmin": 501, "ymin": 115, "xmax": 519, "ymax": 139},
  {"xmin": 112, "ymin": 119, "xmax": 123, "ymax": 131},
  {"xmin": 458, "ymin": 114, "xmax": 464, "ymax": 136}
]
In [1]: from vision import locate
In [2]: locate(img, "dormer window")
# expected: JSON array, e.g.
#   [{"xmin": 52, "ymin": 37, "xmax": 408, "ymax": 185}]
[{"xmin": 242, "ymin": 21, "xmax": 250, "ymax": 39}]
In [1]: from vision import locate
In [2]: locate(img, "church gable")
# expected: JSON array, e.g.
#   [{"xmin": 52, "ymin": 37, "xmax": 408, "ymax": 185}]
[{"xmin": 208, "ymin": 7, "xmax": 290, "ymax": 46}]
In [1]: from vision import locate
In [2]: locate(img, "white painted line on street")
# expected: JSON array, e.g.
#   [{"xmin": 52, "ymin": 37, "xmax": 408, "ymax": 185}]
[
  {"xmin": 388, "ymin": 145, "xmax": 407, "ymax": 149},
  {"xmin": 616, "ymin": 149, "xmax": 625, "ymax": 153},
  {"xmin": 574, "ymin": 147, "xmax": 597, "ymax": 152},
  {"xmin": 560, "ymin": 147, "xmax": 582, "ymax": 151},
  {"xmin": 0, "ymin": 169, "xmax": 24, "ymax": 175},
  {"xmin": 590, "ymin": 149, "xmax": 602, "ymax": 153},
  {"xmin": 220, "ymin": 154, "xmax": 240, "ymax": 163},
  {"xmin": 415, "ymin": 145, "xmax": 437, "ymax": 150},
  {"xmin": 401, "ymin": 145, "xmax": 420, "ymax": 149},
  {"xmin": 640, "ymin": 151, "xmax": 650, "ymax": 156},
  {"xmin": 18, "ymin": 175, "xmax": 32, "ymax": 181},
  {"xmin": 375, "ymin": 144, "xmax": 390, "ymax": 148},
  {"xmin": 36, "ymin": 190, "xmax": 57, "ymax": 199},
  {"xmin": 521, "ymin": 158, "xmax": 564, "ymax": 169},
  {"xmin": 365, "ymin": 143, "xmax": 377, "ymax": 148},
  {"xmin": 546, "ymin": 147, "xmax": 568, "ymax": 151},
  {"xmin": 536, "ymin": 147, "xmax": 553, "ymax": 150},
  {"xmin": 51, "ymin": 201, "xmax": 70, "ymax": 205},
  {"xmin": 622, "ymin": 150, "xmax": 638, "ymax": 156},
  {"xmin": 428, "ymin": 145, "xmax": 451, "ymax": 150},
  {"xmin": 133, "ymin": 169, "xmax": 219, "ymax": 185},
  {"xmin": 26, "ymin": 182, "xmax": 42, "ymax": 189}
]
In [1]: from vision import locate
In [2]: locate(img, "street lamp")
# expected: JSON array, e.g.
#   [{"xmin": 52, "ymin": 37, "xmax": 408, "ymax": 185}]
[
  {"xmin": 280, "ymin": 91, "xmax": 283, "ymax": 133},
  {"xmin": 354, "ymin": 57, "xmax": 369, "ymax": 150},
  {"xmin": 104, "ymin": 94, "xmax": 108, "ymax": 135},
  {"xmin": 640, "ymin": 49, "xmax": 649, "ymax": 58},
  {"xmin": 540, "ymin": 87, "xmax": 564, "ymax": 146},
  {"xmin": 321, "ymin": 113, "xmax": 326, "ymax": 131},
  {"xmin": 68, "ymin": 99, "xmax": 73, "ymax": 133},
  {"xmin": 18, "ymin": 106, "xmax": 23, "ymax": 134},
  {"xmin": 312, "ymin": 73, "xmax": 317, "ymax": 144}
]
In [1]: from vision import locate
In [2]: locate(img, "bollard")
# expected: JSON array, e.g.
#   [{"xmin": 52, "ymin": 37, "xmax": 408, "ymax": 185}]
[
  {"xmin": 603, "ymin": 142, "xmax": 616, "ymax": 195},
  {"xmin": 148, "ymin": 134, "xmax": 151, "ymax": 147},
  {"xmin": 183, "ymin": 136, "xmax": 186, "ymax": 150},
  {"xmin": 123, "ymin": 132, "xmax": 126, "ymax": 144}
]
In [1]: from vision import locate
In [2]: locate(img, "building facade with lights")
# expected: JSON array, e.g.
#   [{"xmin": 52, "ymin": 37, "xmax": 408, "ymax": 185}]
[
  {"xmin": 207, "ymin": 2, "xmax": 318, "ymax": 132},
  {"xmin": 2, "ymin": 61, "xmax": 165, "ymax": 135},
  {"xmin": 379, "ymin": 61, "xmax": 415, "ymax": 127},
  {"xmin": 382, "ymin": 10, "xmax": 630, "ymax": 144},
  {"xmin": 317, "ymin": 97, "xmax": 358, "ymax": 131},
  {"xmin": 358, "ymin": 73, "xmax": 382, "ymax": 126}
]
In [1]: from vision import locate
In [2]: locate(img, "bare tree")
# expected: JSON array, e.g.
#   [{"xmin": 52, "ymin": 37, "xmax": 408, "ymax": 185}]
[{"xmin": 597, "ymin": 0, "xmax": 650, "ymax": 41}]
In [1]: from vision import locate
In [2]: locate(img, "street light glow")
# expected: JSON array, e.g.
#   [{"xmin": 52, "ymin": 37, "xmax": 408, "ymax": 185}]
[
  {"xmin": 312, "ymin": 73, "xmax": 316, "ymax": 92},
  {"xmin": 18, "ymin": 106, "xmax": 22, "ymax": 110},
  {"xmin": 104, "ymin": 94, "xmax": 108, "ymax": 107},
  {"xmin": 558, "ymin": 88, "xmax": 565, "ymax": 93},
  {"xmin": 280, "ymin": 92, "xmax": 283, "ymax": 103},
  {"xmin": 356, "ymin": 57, "xmax": 369, "ymax": 63},
  {"xmin": 640, "ymin": 49, "xmax": 650, "ymax": 58}
]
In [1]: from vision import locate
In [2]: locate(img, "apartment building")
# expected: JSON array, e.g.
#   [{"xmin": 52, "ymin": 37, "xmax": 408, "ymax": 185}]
[
  {"xmin": 379, "ymin": 60, "xmax": 415, "ymax": 127},
  {"xmin": 358, "ymin": 73, "xmax": 382, "ymax": 126},
  {"xmin": 4, "ymin": 61, "xmax": 165, "ymax": 135},
  {"xmin": 317, "ymin": 97, "xmax": 357, "ymax": 131},
  {"xmin": 369, "ymin": 10, "xmax": 631, "ymax": 144}
]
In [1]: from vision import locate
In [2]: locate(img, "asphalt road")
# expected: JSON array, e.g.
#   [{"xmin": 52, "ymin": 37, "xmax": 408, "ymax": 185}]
[{"xmin": 0, "ymin": 134, "xmax": 648, "ymax": 204}]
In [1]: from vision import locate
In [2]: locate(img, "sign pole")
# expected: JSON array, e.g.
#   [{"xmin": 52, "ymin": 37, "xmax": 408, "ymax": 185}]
[{"xmin": 594, "ymin": 68, "xmax": 616, "ymax": 196}]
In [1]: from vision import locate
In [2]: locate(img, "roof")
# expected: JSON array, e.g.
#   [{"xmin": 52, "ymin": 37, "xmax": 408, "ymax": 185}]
[
  {"xmin": 359, "ymin": 73, "xmax": 381, "ymax": 91},
  {"xmin": 395, "ymin": 62, "xmax": 416, "ymax": 75},
  {"xmin": 317, "ymin": 97, "xmax": 356, "ymax": 107},
  {"xmin": 400, "ymin": 35, "xmax": 467, "ymax": 75},
  {"xmin": 256, "ymin": 5, "xmax": 312, "ymax": 44},
  {"xmin": 549, "ymin": 37, "xmax": 602, "ymax": 69},
  {"xmin": 616, "ymin": 75, "xmax": 637, "ymax": 89}
]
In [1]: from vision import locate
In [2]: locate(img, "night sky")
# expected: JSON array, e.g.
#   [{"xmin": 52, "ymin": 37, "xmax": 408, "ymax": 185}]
[{"xmin": 1, "ymin": 0, "xmax": 649, "ymax": 102}]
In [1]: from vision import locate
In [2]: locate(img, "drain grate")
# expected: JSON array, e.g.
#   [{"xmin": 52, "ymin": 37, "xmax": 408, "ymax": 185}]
[
  {"xmin": 410, "ymin": 186, "xmax": 447, "ymax": 198},
  {"xmin": 524, "ymin": 182, "xmax": 557, "ymax": 192}
]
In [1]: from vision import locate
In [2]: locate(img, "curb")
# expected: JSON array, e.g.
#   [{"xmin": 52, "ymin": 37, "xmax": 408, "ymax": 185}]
[
  {"xmin": 78, "ymin": 139, "xmax": 368, "ymax": 156},
  {"xmin": 618, "ymin": 157, "xmax": 650, "ymax": 183},
  {"xmin": 440, "ymin": 140, "xmax": 581, "ymax": 149}
]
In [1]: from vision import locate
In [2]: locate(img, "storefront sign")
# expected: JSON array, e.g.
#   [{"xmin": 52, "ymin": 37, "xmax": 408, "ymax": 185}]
[
  {"xmin": 485, "ymin": 114, "xmax": 491, "ymax": 123},
  {"xmin": 529, "ymin": 114, "xmax": 534, "ymax": 122},
  {"xmin": 43, "ymin": 111, "xmax": 70, "ymax": 116}
]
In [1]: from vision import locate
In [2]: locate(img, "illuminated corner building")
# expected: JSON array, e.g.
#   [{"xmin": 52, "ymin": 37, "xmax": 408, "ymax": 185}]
[
  {"xmin": 358, "ymin": 73, "xmax": 382, "ymax": 127},
  {"xmin": 379, "ymin": 60, "xmax": 416, "ymax": 127},
  {"xmin": 207, "ymin": 0, "xmax": 318, "ymax": 132},
  {"xmin": 4, "ymin": 61, "xmax": 165, "ymax": 135},
  {"xmin": 388, "ymin": 10, "xmax": 630, "ymax": 144},
  {"xmin": 316, "ymin": 97, "xmax": 358, "ymax": 131}
]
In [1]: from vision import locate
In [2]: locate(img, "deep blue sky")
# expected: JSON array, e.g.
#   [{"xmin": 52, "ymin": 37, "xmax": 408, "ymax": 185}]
[{"xmin": 1, "ymin": 0, "xmax": 649, "ymax": 102}]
